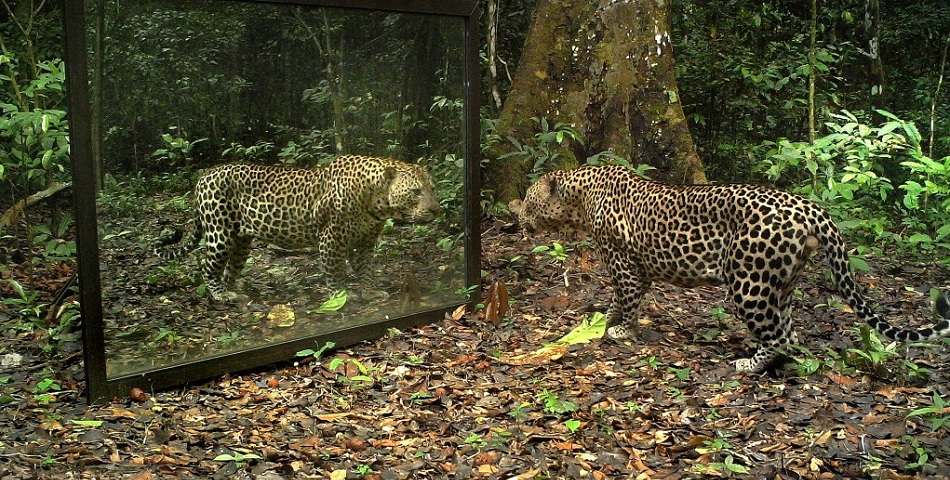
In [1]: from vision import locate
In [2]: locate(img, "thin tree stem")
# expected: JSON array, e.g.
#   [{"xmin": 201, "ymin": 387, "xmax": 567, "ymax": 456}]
[{"xmin": 928, "ymin": 35, "xmax": 950, "ymax": 161}]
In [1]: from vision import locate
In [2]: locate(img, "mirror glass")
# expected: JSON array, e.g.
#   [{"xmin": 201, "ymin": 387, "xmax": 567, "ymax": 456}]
[{"xmin": 85, "ymin": 0, "xmax": 468, "ymax": 378}]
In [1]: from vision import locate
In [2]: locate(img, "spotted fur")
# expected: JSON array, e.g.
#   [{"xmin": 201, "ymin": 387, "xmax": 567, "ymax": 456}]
[
  {"xmin": 155, "ymin": 155, "xmax": 439, "ymax": 301},
  {"xmin": 510, "ymin": 164, "xmax": 950, "ymax": 372}
]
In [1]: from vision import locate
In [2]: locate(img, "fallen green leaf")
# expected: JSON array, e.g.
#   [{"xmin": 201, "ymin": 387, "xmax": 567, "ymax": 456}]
[
  {"xmin": 545, "ymin": 312, "xmax": 606, "ymax": 346},
  {"xmin": 312, "ymin": 290, "xmax": 347, "ymax": 314}
]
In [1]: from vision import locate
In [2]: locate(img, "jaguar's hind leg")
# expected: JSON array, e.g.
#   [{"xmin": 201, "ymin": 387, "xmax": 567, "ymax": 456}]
[
  {"xmin": 201, "ymin": 240, "xmax": 232, "ymax": 301},
  {"xmin": 201, "ymin": 227, "xmax": 249, "ymax": 302},
  {"xmin": 223, "ymin": 235, "xmax": 253, "ymax": 288},
  {"xmin": 730, "ymin": 260, "xmax": 809, "ymax": 372}
]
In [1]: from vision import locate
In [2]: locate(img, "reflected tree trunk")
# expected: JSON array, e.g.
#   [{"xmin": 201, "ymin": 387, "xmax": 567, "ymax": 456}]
[
  {"xmin": 487, "ymin": 0, "xmax": 706, "ymax": 202},
  {"xmin": 296, "ymin": 9, "xmax": 345, "ymax": 154},
  {"xmin": 401, "ymin": 18, "xmax": 441, "ymax": 160},
  {"xmin": 91, "ymin": 0, "xmax": 104, "ymax": 191}
]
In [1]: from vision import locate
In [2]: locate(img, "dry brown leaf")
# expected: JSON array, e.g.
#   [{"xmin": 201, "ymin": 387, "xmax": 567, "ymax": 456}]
[
  {"xmin": 497, "ymin": 344, "xmax": 568, "ymax": 365},
  {"xmin": 679, "ymin": 434, "xmax": 714, "ymax": 451},
  {"xmin": 825, "ymin": 372, "xmax": 857, "ymax": 386},
  {"xmin": 329, "ymin": 470, "xmax": 348, "ymax": 480},
  {"xmin": 508, "ymin": 468, "xmax": 542, "ymax": 480},
  {"xmin": 759, "ymin": 442, "xmax": 789, "ymax": 453},
  {"xmin": 290, "ymin": 435, "xmax": 321, "ymax": 450},
  {"xmin": 477, "ymin": 464, "xmax": 500, "ymax": 476},
  {"xmin": 875, "ymin": 386, "xmax": 929, "ymax": 399},
  {"xmin": 877, "ymin": 469, "xmax": 916, "ymax": 480},
  {"xmin": 813, "ymin": 429, "xmax": 834, "ymax": 446},
  {"xmin": 444, "ymin": 354, "xmax": 479, "ymax": 367},
  {"xmin": 108, "ymin": 407, "xmax": 144, "ymax": 419},
  {"xmin": 473, "ymin": 451, "xmax": 498, "ymax": 465},
  {"xmin": 315, "ymin": 412, "xmax": 352, "ymax": 421},
  {"xmin": 370, "ymin": 438, "xmax": 400, "ymax": 448},
  {"xmin": 552, "ymin": 441, "xmax": 583, "ymax": 451},
  {"xmin": 706, "ymin": 393, "xmax": 731, "ymax": 407},
  {"xmin": 450, "ymin": 304, "xmax": 467, "ymax": 320},
  {"xmin": 629, "ymin": 449, "xmax": 655, "ymax": 474},
  {"xmin": 484, "ymin": 281, "xmax": 510, "ymax": 326}
]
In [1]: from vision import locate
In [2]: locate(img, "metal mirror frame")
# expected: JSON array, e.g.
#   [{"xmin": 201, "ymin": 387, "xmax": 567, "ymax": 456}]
[{"xmin": 62, "ymin": 0, "xmax": 481, "ymax": 403}]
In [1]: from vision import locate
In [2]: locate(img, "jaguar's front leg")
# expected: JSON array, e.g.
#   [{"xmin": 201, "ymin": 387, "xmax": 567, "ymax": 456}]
[
  {"xmin": 348, "ymin": 233, "xmax": 379, "ymax": 280},
  {"xmin": 601, "ymin": 248, "xmax": 651, "ymax": 341},
  {"xmin": 316, "ymin": 230, "xmax": 355, "ymax": 290}
]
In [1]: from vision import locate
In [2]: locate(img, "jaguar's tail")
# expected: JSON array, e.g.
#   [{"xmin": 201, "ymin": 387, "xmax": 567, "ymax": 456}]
[
  {"xmin": 816, "ymin": 213, "xmax": 950, "ymax": 343},
  {"xmin": 153, "ymin": 221, "xmax": 201, "ymax": 261}
]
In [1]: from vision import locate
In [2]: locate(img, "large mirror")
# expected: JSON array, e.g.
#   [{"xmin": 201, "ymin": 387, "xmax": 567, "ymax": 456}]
[{"xmin": 64, "ymin": 0, "xmax": 480, "ymax": 402}]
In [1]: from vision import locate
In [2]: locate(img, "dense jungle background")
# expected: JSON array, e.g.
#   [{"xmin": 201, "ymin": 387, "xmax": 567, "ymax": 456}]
[{"xmin": 2, "ymin": 0, "xmax": 950, "ymax": 478}]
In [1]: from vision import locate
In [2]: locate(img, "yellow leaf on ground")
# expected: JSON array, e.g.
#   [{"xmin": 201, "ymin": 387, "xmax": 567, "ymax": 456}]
[
  {"xmin": 329, "ymin": 469, "xmax": 348, "ymax": 480},
  {"xmin": 266, "ymin": 304, "xmax": 295, "ymax": 328},
  {"xmin": 497, "ymin": 344, "xmax": 569, "ymax": 366}
]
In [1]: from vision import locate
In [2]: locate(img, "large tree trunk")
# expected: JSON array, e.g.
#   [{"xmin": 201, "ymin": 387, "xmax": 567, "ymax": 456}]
[{"xmin": 487, "ymin": 0, "xmax": 706, "ymax": 202}]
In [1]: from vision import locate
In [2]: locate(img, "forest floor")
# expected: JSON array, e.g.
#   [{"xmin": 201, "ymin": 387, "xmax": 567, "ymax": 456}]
[{"xmin": 2, "ymin": 216, "xmax": 950, "ymax": 479}]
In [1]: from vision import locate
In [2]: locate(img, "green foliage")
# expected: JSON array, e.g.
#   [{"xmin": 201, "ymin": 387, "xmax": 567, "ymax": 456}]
[
  {"xmin": 691, "ymin": 433, "xmax": 749, "ymax": 477},
  {"xmin": 563, "ymin": 419, "xmax": 581, "ymax": 433},
  {"xmin": 306, "ymin": 290, "xmax": 347, "ymax": 314},
  {"xmin": 28, "ymin": 219, "xmax": 76, "ymax": 263},
  {"xmin": 327, "ymin": 357, "xmax": 376, "ymax": 386},
  {"xmin": 3, "ymin": 279, "xmax": 45, "ymax": 329},
  {"xmin": 786, "ymin": 329, "xmax": 935, "ymax": 383},
  {"xmin": 498, "ymin": 117, "xmax": 582, "ymax": 180},
  {"xmin": 846, "ymin": 325, "xmax": 899, "ymax": 373},
  {"xmin": 906, "ymin": 392, "xmax": 949, "ymax": 431},
  {"xmin": 638, "ymin": 355, "xmax": 663, "ymax": 370},
  {"xmin": 667, "ymin": 366, "xmax": 691, "ymax": 382},
  {"xmin": 673, "ymin": 2, "xmax": 852, "ymax": 181},
  {"xmin": 0, "ymin": 55, "xmax": 69, "ymax": 198},
  {"xmin": 531, "ymin": 242, "xmax": 569, "ymax": 263},
  {"xmin": 150, "ymin": 130, "xmax": 206, "ymax": 168},
  {"xmin": 296, "ymin": 341, "xmax": 336, "ymax": 360},
  {"xmin": 212, "ymin": 452, "xmax": 262, "ymax": 464},
  {"xmin": 425, "ymin": 152, "xmax": 465, "ymax": 223},
  {"xmin": 535, "ymin": 389, "xmax": 579, "ymax": 415},
  {"xmin": 759, "ymin": 110, "xmax": 950, "ymax": 261}
]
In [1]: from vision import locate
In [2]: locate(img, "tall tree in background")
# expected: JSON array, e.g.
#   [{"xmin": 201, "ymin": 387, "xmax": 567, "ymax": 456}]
[
  {"xmin": 865, "ymin": 0, "xmax": 883, "ymax": 108},
  {"xmin": 486, "ymin": 0, "xmax": 706, "ymax": 201}
]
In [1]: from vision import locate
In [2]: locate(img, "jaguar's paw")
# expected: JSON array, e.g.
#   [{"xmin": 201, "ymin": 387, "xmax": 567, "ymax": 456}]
[
  {"xmin": 211, "ymin": 290, "xmax": 249, "ymax": 304},
  {"xmin": 606, "ymin": 325, "xmax": 632, "ymax": 340},
  {"xmin": 733, "ymin": 358, "xmax": 756, "ymax": 372}
]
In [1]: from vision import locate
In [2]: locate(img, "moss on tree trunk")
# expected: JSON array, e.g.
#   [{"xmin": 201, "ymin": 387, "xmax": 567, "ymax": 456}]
[{"xmin": 488, "ymin": 0, "xmax": 707, "ymax": 202}]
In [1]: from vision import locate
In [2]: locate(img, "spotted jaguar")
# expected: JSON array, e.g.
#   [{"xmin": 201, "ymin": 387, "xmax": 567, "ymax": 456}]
[
  {"xmin": 155, "ymin": 155, "xmax": 440, "ymax": 301},
  {"xmin": 509, "ymin": 164, "xmax": 950, "ymax": 372}
]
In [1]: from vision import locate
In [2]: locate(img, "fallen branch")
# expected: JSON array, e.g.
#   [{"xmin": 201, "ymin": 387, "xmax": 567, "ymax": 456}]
[{"xmin": 0, "ymin": 181, "xmax": 72, "ymax": 229}]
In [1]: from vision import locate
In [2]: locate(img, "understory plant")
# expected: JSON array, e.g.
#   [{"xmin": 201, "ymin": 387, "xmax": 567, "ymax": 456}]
[{"xmin": 758, "ymin": 110, "xmax": 950, "ymax": 262}]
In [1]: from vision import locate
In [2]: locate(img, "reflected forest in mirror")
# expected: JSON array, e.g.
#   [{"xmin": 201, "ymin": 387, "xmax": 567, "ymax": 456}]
[{"xmin": 88, "ymin": 1, "xmax": 467, "ymax": 377}]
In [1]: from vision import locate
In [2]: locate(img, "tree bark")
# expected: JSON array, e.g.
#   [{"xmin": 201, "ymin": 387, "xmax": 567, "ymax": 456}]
[
  {"xmin": 487, "ymin": 0, "xmax": 706, "ymax": 202},
  {"xmin": 865, "ymin": 0, "xmax": 884, "ymax": 107}
]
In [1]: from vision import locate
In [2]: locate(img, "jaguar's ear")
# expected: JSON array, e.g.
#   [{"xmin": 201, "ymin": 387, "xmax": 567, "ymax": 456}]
[
  {"xmin": 543, "ymin": 175, "xmax": 560, "ymax": 198},
  {"xmin": 382, "ymin": 166, "xmax": 398, "ymax": 184}
]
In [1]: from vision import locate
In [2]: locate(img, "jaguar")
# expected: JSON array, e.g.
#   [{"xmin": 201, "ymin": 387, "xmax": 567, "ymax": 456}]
[
  {"xmin": 155, "ymin": 155, "xmax": 440, "ymax": 301},
  {"xmin": 509, "ymin": 164, "xmax": 950, "ymax": 372}
]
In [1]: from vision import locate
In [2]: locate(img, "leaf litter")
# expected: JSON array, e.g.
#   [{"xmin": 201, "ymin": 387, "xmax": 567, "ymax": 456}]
[{"xmin": 0, "ymin": 219, "xmax": 948, "ymax": 478}]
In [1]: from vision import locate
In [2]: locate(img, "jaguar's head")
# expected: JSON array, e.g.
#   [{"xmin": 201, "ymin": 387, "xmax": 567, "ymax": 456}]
[
  {"xmin": 509, "ymin": 170, "xmax": 587, "ymax": 235},
  {"xmin": 384, "ymin": 164, "xmax": 440, "ymax": 224}
]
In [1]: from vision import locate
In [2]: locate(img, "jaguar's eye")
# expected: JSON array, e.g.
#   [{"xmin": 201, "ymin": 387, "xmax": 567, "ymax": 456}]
[{"xmin": 411, "ymin": 188, "xmax": 422, "ymax": 196}]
